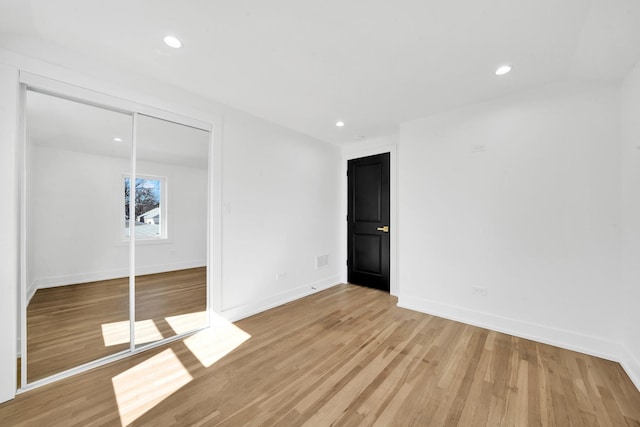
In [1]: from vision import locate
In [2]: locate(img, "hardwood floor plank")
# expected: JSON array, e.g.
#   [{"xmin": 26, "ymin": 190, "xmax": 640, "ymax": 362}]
[
  {"xmin": 443, "ymin": 328, "xmax": 488, "ymax": 426},
  {"xmin": 2, "ymin": 284, "xmax": 639, "ymax": 426}
]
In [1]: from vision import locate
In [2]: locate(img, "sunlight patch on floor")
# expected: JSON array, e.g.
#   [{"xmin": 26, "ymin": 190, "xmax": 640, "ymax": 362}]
[
  {"xmin": 165, "ymin": 310, "xmax": 208, "ymax": 335},
  {"xmin": 101, "ymin": 319, "xmax": 164, "ymax": 346},
  {"xmin": 108, "ymin": 314, "xmax": 251, "ymax": 424},
  {"xmin": 112, "ymin": 348, "xmax": 193, "ymax": 426},
  {"xmin": 183, "ymin": 314, "xmax": 251, "ymax": 368}
]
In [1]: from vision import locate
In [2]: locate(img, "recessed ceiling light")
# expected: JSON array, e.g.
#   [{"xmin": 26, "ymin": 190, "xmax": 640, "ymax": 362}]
[
  {"xmin": 495, "ymin": 65, "xmax": 512, "ymax": 76},
  {"xmin": 336, "ymin": 121, "xmax": 345, "ymax": 127},
  {"xmin": 113, "ymin": 137, "xmax": 123, "ymax": 142},
  {"xmin": 163, "ymin": 35, "xmax": 182, "ymax": 49}
]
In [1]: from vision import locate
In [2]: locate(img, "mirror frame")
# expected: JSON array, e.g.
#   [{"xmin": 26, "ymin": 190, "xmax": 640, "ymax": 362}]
[{"xmin": 18, "ymin": 71, "xmax": 218, "ymax": 392}]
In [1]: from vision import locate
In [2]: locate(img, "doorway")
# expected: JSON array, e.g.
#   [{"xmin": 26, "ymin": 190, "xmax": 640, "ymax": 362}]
[{"xmin": 347, "ymin": 153, "xmax": 391, "ymax": 292}]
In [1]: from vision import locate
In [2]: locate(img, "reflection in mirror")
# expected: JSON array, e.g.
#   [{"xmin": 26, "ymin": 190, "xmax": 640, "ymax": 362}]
[
  {"xmin": 133, "ymin": 114, "xmax": 209, "ymax": 348},
  {"xmin": 25, "ymin": 90, "xmax": 133, "ymax": 382}
]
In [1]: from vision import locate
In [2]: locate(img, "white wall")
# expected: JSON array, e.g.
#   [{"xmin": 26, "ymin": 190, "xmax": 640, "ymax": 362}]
[
  {"xmin": 27, "ymin": 146, "xmax": 208, "ymax": 299},
  {"xmin": 221, "ymin": 112, "xmax": 342, "ymax": 318},
  {"xmin": 0, "ymin": 47, "xmax": 342, "ymax": 401},
  {"xmin": 620, "ymin": 61, "xmax": 640, "ymax": 388},
  {"xmin": 397, "ymin": 81, "xmax": 625, "ymax": 360},
  {"xmin": 0, "ymin": 63, "xmax": 19, "ymax": 403}
]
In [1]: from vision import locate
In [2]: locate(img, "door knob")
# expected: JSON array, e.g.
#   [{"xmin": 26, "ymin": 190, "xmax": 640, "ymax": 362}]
[{"xmin": 376, "ymin": 226, "xmax": 389, "ymax": 232}]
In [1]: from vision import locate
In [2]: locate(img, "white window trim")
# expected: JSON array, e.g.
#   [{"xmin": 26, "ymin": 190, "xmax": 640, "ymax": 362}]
[{"xmin": 120, "ymin": 173, "xmax": 169, "ymax": 245}]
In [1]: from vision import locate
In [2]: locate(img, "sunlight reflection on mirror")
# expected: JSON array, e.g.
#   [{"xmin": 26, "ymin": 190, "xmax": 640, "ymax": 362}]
[
  {"xmin": 112, "ymin": 348, "xmax": 192, "ymax": 426},
  {"xmin": 183, "ymin": 314, "xmax": 251, "ymax": 368},
  {"xmin": 164, "ymin": 311, "xmax": 207, "ymax": 335},
  {"xmin": 101, "ymin": 320, "xmax": 164, "ymax": 346}
]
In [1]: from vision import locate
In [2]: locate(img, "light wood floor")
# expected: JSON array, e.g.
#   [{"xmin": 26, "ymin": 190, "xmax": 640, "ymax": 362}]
[
  {"xmin": 26, "ymin": 267, "xmax": 206, "ymax": 382},
  {"xmin": 3, "ymin": 284, "xmax": 639, "ymax": 426}
]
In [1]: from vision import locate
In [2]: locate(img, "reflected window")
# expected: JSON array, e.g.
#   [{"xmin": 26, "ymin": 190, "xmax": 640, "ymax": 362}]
[{"xmin": 123, "ymin": 175, "xmax": 167, "ymax": 240}]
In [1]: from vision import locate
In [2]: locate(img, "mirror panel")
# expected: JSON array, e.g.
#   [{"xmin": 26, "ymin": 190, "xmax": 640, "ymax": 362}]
[
  {"xmin": 25, "ymin": 90, "xmax": 133, "ymax": 382},
  {"xmin": 134, "ymin": 114, "xmax": 209, "ymax": 348}
]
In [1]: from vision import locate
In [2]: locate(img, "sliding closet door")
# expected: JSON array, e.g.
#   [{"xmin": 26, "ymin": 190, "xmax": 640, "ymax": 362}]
[
  {"xmin": 133, "ymin": 115, "xmax": 209, "ymax": 348},
  {"xmin": 24, "ymin": 90, "xmax": 133, "ymax": 383}
]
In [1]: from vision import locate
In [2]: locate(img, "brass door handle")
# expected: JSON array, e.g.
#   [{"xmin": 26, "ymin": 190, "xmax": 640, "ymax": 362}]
[{"xmin": 377, "ymin": 226, "xmax": 389, "ymax": 233}]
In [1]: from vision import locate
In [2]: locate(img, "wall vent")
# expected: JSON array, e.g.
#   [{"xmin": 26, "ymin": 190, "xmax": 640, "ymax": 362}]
[{"xmin": 316, "ymin": 254, "xmax": 329, "ymax": 270}]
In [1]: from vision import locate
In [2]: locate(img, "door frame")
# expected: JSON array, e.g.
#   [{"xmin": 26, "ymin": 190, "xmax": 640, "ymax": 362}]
[{"xmin": 341, "ymin": 136, "xmax": 398, "ymax": 296}]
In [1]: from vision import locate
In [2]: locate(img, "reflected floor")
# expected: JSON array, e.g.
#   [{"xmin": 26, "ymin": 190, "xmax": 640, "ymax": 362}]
[{"xmin": 25, "ymin": 267, "xmax": 206, "ymax": 383}]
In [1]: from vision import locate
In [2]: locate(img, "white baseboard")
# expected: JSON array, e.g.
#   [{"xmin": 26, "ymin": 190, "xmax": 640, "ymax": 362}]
[
  {"xmin": 619, "ymin": 345, "xmax": 640, "ymax": 392},
  {"xmin": 32, "ymin": 260, "xmax": 206, "ymax": 290},
  {"xmin": 26, "ymin": 283, "xmax": 37, "ymax": 305},
  {"xmin": 220, "ymin": 276, "xmax": 342, "ymax": 323},
  {"xmin": 397, "ymin": 294, "xmax": 623, "ymax": 363}
]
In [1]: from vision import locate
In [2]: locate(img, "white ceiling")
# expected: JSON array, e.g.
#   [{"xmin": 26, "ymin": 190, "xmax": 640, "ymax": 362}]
[{"xmin": 3, "ymin": 0, "xmax": 640, "ymax": 144}]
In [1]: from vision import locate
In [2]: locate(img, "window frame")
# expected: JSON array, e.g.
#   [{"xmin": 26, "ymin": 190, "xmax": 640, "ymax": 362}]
[{"xmin": 121, "ymin": 173, "xmax": 169, "ymax": 244}]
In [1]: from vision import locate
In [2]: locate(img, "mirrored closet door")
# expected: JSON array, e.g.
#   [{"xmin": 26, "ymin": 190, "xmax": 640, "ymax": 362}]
[
  {"xmin": 133, "ymin": 115, "xmax": 209, "ymax": 348},
  {"xmin": 24, "ymin": 91, "xmax": 133, "ymax": 383},
  {"xmin": 22, "ymin": 84, "xmax": 211, "ymax": 388}
]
